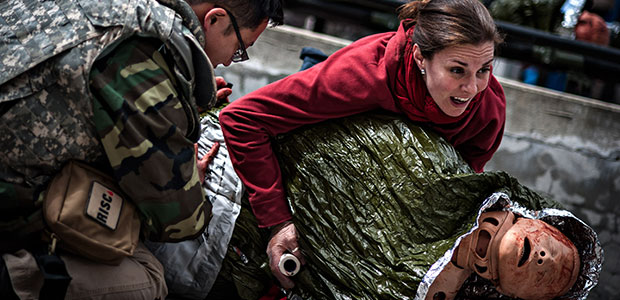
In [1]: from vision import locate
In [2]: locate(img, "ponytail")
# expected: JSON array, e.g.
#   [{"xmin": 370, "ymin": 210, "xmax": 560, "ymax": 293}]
[{"xmin": 397, "ymin": 0, "xmax": 430, "ymax": 26}]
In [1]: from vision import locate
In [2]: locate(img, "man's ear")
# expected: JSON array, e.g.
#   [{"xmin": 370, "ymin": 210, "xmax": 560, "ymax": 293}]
[
  {"xmin": 412, "ymin": 43, "xmax": 425, "ymax": 70},
  {"xmin": 202, "ymin": 7, "xmax": 227, "ymax": 34}
]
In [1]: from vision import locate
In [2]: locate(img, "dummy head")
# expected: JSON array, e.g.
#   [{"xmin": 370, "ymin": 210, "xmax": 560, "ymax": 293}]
[
  {"xmin": 495, "ymin": 217, "xmax": 581, "ymax": 299},
  {"xmin": 456, "ymin": 211, "xmax": 580, "ymax": 300}
]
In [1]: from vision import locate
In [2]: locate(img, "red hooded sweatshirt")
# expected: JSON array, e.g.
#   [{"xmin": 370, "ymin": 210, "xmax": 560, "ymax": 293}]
[{"xmin": 219, "ymin": 22, "xmax": 506, "ymax": 227}]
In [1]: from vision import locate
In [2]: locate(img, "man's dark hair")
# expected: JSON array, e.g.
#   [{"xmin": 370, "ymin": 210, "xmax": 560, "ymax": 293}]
[{"xmin": 188, "ymin": 0, "xmax": 284, "ymax": 29}]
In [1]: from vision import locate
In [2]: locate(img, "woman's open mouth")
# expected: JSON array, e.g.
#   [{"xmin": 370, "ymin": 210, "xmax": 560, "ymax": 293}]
[{"xmin": 450, "ymin": 96, "xmax": 470, "ymax": 105}]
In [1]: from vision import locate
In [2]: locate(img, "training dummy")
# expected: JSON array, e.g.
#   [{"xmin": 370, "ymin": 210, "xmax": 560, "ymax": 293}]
[
  {"xmin": 207, "ymin": 110, "xmax": 602, "ymax": 300},
  {"xmin": 425, "ymin": 210, "xmax": 580, "ymax": 300}
]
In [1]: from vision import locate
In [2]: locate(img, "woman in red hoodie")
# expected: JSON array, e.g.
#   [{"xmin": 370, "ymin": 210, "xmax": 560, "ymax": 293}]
[{"xmin": 219, "ymin": 0, "xmax": 505, "ymax": 289}]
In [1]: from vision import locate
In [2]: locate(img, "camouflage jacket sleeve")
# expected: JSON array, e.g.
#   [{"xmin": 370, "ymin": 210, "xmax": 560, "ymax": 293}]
[{"xmin": 89, "ymin": 36, "xmax": 209, "ymax": 242}]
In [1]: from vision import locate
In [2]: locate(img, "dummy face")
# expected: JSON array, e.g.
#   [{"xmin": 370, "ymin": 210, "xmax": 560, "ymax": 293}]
[
  {"xmin": 413, "ymin": 42, "xmax": 494, "ymax": 117},
  {"xmin": 495, "ymin": 218, "xmax": 580, "ymax": 300},
  {"xmin": 203, "ymin": 8, "xmax": 268, "ymax": 68}
]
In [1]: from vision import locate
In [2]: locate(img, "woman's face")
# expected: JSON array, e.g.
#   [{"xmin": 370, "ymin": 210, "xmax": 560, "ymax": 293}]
[{"xmin": 413, "ymin": 42, "xmax": 495, "ymax": 117}]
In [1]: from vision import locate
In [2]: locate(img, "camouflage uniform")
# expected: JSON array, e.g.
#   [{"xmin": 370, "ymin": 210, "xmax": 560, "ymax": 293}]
[
  {"xmin": 1, "ymin": 0, "xmax": 216, "ymax": 297},
  {"xmin": 0, "ymin": 0, "xmax": 216, "ymax": 243}
]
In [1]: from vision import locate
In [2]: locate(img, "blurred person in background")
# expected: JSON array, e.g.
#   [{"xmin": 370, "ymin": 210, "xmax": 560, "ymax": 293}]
[{"xmin": 489, "ymin": 0, "xmax": 619, "ymax": 101}]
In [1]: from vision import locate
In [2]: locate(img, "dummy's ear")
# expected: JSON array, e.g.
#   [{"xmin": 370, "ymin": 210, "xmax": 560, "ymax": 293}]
[
  {"xmin": 412, "ymin": 43, "xmax": 425, "ymax": 70},
  {"xmin": 202, "ymin": 7, "xmax": 228, "ymax": 34}
]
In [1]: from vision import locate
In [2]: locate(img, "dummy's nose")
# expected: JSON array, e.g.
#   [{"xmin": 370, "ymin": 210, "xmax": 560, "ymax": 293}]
[{"xmin": 534, "ymin": 249, "xmax": 548, "ymax": 265}]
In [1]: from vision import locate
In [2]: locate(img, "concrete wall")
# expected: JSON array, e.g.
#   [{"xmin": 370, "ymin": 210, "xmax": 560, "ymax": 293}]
[
  {"xmin": 215, "ymin": 25, "xmax": 351, "ymax": 100},
  {"xmin": 485, "ymin": 80, "xmax": 620, "ymax": 300},
  {"xmin": 216, "ymin": 25, "xmax": 620, "ymax": 299}
]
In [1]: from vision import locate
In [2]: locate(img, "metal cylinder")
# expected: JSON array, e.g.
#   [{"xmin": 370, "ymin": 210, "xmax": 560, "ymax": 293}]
[{"xmin": 278, "ymin": 253, "xmax": 301, "ymax": 277}]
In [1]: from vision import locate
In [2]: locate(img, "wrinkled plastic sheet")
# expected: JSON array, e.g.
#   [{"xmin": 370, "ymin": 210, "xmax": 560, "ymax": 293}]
[
  {"xmin": 145, "ymin": 111, "xmax": 244, "ymax": 299},
  {"xmin": 222, "ymin": 111, "xmax": 601, "ymax": 300}
]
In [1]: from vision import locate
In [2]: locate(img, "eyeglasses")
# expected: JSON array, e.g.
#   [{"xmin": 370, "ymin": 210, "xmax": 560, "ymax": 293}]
[{"xmin": 224, "ymin": 8, "xmax": 249, "ymax": 62}]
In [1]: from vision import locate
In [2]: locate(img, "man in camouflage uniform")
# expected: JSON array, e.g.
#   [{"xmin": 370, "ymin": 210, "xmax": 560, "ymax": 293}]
[{"xmin": 0, "ymin": 0, "xmax": 283, "ymax": 298}]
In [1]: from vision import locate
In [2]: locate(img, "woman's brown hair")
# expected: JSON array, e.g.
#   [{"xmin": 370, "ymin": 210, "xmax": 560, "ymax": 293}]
[{"xmin": 397, "ymin": 0, "xmax": 503, "ymax": 59}]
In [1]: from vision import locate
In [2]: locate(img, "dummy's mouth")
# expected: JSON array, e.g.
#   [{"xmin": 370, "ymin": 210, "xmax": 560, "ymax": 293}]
[
  {"xmin": 518, "ymin": 237, "xmax": 531, "ymax": 267},
  {"xmin": 450, "ymin": 96, "xmax": 470, "ymax": 104}
]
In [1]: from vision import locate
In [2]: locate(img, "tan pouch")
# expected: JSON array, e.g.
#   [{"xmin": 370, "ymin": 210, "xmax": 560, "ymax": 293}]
[{"xmin": 43, "ymin": 160, "xmax": 140, "ymax": 265}]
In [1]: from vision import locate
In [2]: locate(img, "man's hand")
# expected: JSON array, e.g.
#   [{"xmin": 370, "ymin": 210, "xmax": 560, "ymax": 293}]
[
  {"xmin": 267, "ymin": 221, "xmax": 305, "ymax": 290},
  {"xmin": 195, "ymin": 142, "xmax": 220, "ymax": 183},
  {"xmin": 215, "ymin": 76, "xmax": 233, "ymax": 103}
]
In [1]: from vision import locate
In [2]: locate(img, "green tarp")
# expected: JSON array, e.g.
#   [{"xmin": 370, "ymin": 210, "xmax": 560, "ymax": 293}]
[{"xmin": 217, "ymin": 111, "xmax": 560, "ymax": 300}]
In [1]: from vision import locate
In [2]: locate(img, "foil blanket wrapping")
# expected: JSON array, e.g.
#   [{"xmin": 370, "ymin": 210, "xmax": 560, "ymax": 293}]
[
  {"xmin": 415, "ymin": 192, "xmax": 603, "ymax": 300},
  {"xmin": 145, "ymin": 115, "xmax": 244, "ymax": 299}
]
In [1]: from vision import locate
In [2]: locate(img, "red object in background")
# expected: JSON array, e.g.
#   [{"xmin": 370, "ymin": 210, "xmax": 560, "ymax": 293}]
[
  {"xmin": 575, "ymin": 11, "xmax": 610, "ymax": 46},
  {"xmin": 258, "ymin": 284, "xmax": 287, "ymax": 300}
]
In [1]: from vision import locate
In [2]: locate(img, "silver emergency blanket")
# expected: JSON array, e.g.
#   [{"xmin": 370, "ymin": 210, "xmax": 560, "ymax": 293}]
[
  {"xmin": 146, "ymin": 113, "xmax": 243, "ymax": 299},
  {"xmin": 416, "ymin": 192, "xmax": 603, "ymax": 300}
]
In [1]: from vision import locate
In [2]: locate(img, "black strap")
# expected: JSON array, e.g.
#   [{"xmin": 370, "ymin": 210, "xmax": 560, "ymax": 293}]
[
  {"xmin": 0, "ymin": 256, "xmax": 19, "ymax": 300},
  {"xmin": 33, "ymin": 248, "xmax": 72, "ymax": 300}
]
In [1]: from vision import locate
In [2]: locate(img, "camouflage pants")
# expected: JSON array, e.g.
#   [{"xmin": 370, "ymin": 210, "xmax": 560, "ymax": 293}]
[{"xmin": 2, "ymin": 242, "xmax": 166, "ymax": 299}]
